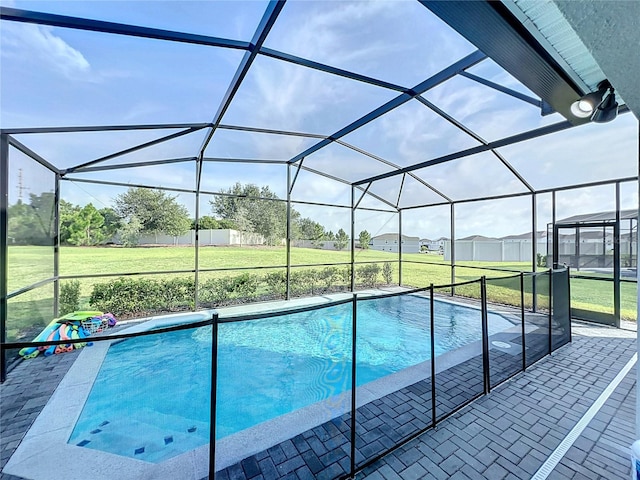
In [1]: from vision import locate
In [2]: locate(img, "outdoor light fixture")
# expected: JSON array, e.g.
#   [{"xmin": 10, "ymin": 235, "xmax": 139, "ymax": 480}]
[
  {"xmin": 590, "ymin": 85, "xmax": 618, "ymax": 123},
  {"xmin": 570, "ymin": 80, "xmax": 618, "ymax": 123},
  {"xmin": 570, "ymin": 88, "xmax": 605, "ymax": 118}
]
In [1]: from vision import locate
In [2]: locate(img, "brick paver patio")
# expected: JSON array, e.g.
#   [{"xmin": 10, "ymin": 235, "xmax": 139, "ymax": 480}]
[
  {"xmin": 358, "ymin": 322, "xmax": 636, "ymax": 480},
  {"xmin": 1, "ymin": 321, "xmax": 636, "ymax": 480}
]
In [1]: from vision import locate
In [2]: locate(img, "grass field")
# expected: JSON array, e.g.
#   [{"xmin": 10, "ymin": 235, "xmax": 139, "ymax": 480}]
[
  {"xmin": 6, "ymin": 245, "xmax": 637, "ymax": 340},
  {"xmin": 8, "ymin": 246, "xmax": 531, "ymax": 291}
]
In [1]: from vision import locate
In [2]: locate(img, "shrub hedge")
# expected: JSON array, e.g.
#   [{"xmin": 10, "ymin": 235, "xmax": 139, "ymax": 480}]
[
  {"xmin": 60, "ymin": 280, "xmax": 81, "ymax": 315},
  {"xmin": 88, "ymin": 263, "xmax": 392, "ymax": 317}
]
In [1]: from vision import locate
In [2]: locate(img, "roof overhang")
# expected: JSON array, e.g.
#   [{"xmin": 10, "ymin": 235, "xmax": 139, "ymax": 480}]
[{"xmin": 420, "ymin": 0, "xmax": 594, "ymax": 125}]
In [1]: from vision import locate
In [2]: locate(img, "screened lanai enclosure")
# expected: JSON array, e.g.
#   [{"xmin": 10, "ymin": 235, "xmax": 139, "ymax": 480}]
[{"xmin": 1, "ymin": 1, "xmax": 638, "ymax": 480}]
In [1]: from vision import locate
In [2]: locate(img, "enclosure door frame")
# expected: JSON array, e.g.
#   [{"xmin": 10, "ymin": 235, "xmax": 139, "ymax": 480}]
[{"xmin": 553, "ymin": 221, "xmax": 620, "ymax": 327}]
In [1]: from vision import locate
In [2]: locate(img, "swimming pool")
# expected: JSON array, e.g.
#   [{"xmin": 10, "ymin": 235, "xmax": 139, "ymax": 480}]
[{"xmin": 68, "ymin": 294, "xmax": 514, "ymax": 463}]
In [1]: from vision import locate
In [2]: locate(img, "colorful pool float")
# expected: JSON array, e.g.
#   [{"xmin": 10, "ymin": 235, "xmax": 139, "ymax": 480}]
[
  {"xmin": 18, "ymin": 317, "xmax": 60, "ymax": 358},
  {"xmin": 19, "ymin": 311, "xmax": 114, "ymax": 359}
]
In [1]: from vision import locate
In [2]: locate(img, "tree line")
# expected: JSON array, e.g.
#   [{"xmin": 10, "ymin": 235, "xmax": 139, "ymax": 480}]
[{"xmin": 8, "ymin": 184, "xmax": 374, "ymax": 248}]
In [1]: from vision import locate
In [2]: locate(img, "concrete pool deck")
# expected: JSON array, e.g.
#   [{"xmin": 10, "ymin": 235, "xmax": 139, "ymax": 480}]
[{"xmin": 1, "ymin": 310, "xmax": 636, "ymax": 479}]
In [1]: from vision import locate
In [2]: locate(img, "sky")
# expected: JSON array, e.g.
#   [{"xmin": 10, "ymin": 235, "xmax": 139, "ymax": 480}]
[{"xmin": 1, "ymin": 0, "xmax": 638, "ymax": 240}]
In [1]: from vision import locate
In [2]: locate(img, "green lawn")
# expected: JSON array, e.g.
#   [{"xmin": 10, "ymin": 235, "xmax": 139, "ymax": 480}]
[
  {"xmin": 6, "ymin": 245, "xmax": 637, "ymax": 341},
  {"xmin": 570, "ymin": 277, "xmax": 637, "ymax": 320},
  {"xmin": 7, "ymin": 246, "xmax": 55, "ymax": 293}
]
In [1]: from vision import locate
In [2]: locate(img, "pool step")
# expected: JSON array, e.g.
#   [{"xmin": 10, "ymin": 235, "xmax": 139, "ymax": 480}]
[{"xmin": 70, "ymin": 409, "xmax": 209, "ymax": 463}]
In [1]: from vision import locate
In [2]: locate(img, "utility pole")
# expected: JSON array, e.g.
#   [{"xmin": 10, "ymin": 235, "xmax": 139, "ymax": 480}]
[{"xmin": 16, "ymin": 168, "xmax": 29, "ymax": 201}]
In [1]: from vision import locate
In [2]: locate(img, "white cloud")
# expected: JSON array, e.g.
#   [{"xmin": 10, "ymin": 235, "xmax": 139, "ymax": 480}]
[
  {"xmin": 418, "ymin": 152, "xmax": 529, "ymax": 203},
  {"xmin": 199, "ymin": 162, "xmax": 288, "ymax": 199},
  {"xmin": 67, "ymin": 162, "xmax": 195, "ymax": 191},
  {"xmin": 204, "ymin": 128, "xmax": 315, "ymax": 161},
  {"xmin": 302, "ymin": 142, "xmax": 394, "ymax": 182},
  {"xmin": 246, "ymin": 57, "xmax": 329, "ymax": 132},
  {"xmin": 226, "ymin": 0, "xmax": 469, "ymax": 136},
  {"xmin": 468, "ymin": 59, "xmax": 539, "ymax": 98},
  {"xmin": 2, "ymin": 22, "xmax": 91, "ymax": 79},
  {"xmin": 500, "ymin": 113, "xmax": 639, "ymax": 190},
  {"xmin": 236, "ymin": 53, "xmax": 394, "ymax": 137},
  {"xmin": 273, "ymin": 1, "xmax": 399, "ymax": 65},
  {"xmin": 61, "ymin": 183, "xmax": 117, "ymax": 212},
  {"xmin": 291, "ymin": 173, "xmax": 351, "ymax": 206},
  {"xmin": 265, "ymin": 0, "xmax": 475, "ymax": 87},
  {"xmin": 122, "ymin": 101, "xmax": 168, "ymax": 123},
  {"xmin": 375, "ymin": 101, "xmax": 475, "ymax": 165},
  {"xmin": 429, "ymin": 83, "xmax": 495, "ymax": 127},
  {"xmin": 452, "ymin": 196, "xmax": 533, "ymax": 238}
]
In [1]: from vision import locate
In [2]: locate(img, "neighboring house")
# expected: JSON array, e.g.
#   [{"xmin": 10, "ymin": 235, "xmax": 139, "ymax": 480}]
[
  {"xmin": 501, "ymin": 232, "xmax": 545, "ymax": 242},
  {"xmin": 419, "ymin": 237, "xmax": 448, "ymax": 252},
  {"xmin": 370, "ymin": 233, "xmax": 420, "ymax": 253},
  {"xmin": 431, "ymin": 237, "xmax": 449, "ymax": 252},
  {"xmin": 553, "ymin": 209, "xmax": 637, "ymax": 256},
  {"xmin": 555, "ymin": 231, "xmax": 614, "ymax": 256},
  {"xmin": 457, "ymin": 234, "xmax": 497, "ymax": 242}
]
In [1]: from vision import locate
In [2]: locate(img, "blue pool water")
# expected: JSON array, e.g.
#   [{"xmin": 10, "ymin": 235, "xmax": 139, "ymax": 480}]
[{"xmin": 68, "ymin": 295, "xmax": 513, "ymax": 462}]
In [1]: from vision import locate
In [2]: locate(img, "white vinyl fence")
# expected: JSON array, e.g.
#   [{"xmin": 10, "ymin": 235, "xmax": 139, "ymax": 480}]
[
  {"xmin": 136, "ymin": 229, "xmax": 265, "ymax": 246},
  {"xmin": 444, "ymin": 239, "xmax": 548, "ymax": 262}
]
